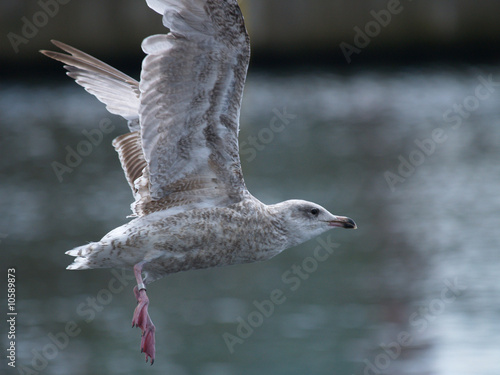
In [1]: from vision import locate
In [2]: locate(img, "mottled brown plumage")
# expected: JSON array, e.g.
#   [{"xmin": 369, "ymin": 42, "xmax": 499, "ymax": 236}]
[
  {"xmin": 112, "ymin": 132, "xmax": 146, "ymax": 198},
  {"xmin": 41, "ymin": 0, "xmax": 356, "ymax": 364}
]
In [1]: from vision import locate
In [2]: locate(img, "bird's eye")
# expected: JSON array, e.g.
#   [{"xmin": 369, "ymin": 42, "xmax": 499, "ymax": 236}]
[{"xmin": 310, "ymin": 208, "xmax": 320, "ymax": 216}]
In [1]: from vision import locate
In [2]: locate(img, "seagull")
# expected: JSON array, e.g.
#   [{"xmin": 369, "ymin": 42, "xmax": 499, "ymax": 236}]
[{"xmin": 41, "ymin": 0, "xmax": 356, "ymax": 364}]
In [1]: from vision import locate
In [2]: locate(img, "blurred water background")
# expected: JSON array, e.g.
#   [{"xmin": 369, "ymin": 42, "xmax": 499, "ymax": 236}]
[{"xmin": 1, "ymin": 1, "xmax": 500, "ymax": 375}]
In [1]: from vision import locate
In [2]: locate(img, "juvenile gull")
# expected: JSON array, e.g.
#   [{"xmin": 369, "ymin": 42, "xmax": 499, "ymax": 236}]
[{"xmin": 41, "ymin": 0, "xmax": 356, "ymax": 364}]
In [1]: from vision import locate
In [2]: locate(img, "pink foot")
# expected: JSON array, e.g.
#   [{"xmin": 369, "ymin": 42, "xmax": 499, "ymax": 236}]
[{"xmin": 132, "ymin": 286, "xmax": 156, "ymax": 364}]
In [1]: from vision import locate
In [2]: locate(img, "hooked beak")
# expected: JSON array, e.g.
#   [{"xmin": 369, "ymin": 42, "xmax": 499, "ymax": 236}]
[{"xmin": 327, "ymin": 216, "xmax": 357, "ymax": 229}]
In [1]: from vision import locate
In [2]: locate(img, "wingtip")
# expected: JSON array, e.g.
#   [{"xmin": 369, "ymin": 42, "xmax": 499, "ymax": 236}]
[
  {"xmin": 50, "ymin": 39, "xmax": 66, "ymax": 50},
  {"xmin": 39, "ymin": 40, "xmax": 63, "ymax": 54},
  {"xmin": 39, "ymin": 49, "xmax": 53, "ymax": 57}
]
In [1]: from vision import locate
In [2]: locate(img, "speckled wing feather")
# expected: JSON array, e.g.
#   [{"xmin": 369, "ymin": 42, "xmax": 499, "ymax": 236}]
[
  {"xmin": 112, "ymin": 131, "xmax": 147, "ymax": 200},
  {"xmin": 41, "ymin": 40, "xmax": 141, "ymax": 129},
  {"xmin": 137, "ymin": 0, "xmax": 251, "ymax": 214}
]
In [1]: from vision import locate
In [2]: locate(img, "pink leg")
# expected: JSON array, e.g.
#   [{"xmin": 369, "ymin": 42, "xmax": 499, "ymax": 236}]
[{"xmin": 131, "ymin": 262, "xmax": 156, "ymax": 365}]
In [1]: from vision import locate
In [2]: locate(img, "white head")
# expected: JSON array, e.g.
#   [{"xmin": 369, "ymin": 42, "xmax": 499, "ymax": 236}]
[{"xmin": 270, "ymin": 199, "xmax": 357, "ymax": 248}]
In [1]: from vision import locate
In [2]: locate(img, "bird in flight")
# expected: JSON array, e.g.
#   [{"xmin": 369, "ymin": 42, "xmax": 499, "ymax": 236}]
[{"xmin": 41, "ymin": 0, "xmax": 356, "ymax": 365}]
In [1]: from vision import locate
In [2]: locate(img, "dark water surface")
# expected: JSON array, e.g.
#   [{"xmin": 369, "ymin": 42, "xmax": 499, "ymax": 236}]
[{"xmin": 1, "ymin": 67, "xmax": 499, "ymax": 374}]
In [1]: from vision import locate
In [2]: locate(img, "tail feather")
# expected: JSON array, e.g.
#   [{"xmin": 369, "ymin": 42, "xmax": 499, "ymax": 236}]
[{"xmin": 65, "ymin": 242, "xmax": 98, "ymax": 270}]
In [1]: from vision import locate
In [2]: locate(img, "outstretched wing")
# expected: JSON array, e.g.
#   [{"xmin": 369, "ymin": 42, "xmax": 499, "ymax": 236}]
[
  {"xmin": 40, "ymin": 40, "xmax": 141, "ymax": 130},
  {"xmin": 41, "ymin": 0, "xmax": 251, "ymax": 217},
  {"xmin": 136, "ymin": 0, "xmax": 251, "ymax": 214},
  {"xmin": 41, "ymin": 41, "xmax": 146, "ymax": 199}
]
